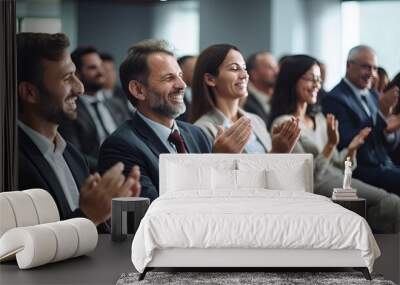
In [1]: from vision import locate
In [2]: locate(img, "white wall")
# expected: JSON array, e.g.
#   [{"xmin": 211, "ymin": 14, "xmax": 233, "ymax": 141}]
[
  {"xmin": 271, "ymin": 0, "xmax": 342, "ymax": 90},
  {"xmin": 199, "ymin": 0, "xmax": 271, "ymax": 57},
  {"xmin": 359, "ymin": 1, "xmax": 400, "ymax": 79},
  {"xmin": 271, "ymin": 0, "xmax": 307, "ymax": 58},
  {"xmin": 16, "ymin": 0, "xmax": 78, "ymax": 50},
  {"xmin": 152, "ymin": 1, "xmax": 199, "ymax": 57},
  {"xmin": 307, "ymin": 0, "xmax": 342, "ymax": 90}
]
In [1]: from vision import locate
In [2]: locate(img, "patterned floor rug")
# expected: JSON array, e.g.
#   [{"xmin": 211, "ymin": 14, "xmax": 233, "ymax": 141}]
[{"xmin": 116, "ymin": 271, "xmax": 395, "ymax": 285}]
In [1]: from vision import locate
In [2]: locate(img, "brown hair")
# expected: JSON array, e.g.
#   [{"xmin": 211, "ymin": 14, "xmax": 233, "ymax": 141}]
[
  {"xmin": 17, "ymin": 33, "xmax": 70, "ymax": 113},
  {"xmin": 119, "ymin": 39, "xmax": 174, "ymax": 107},
  {"xmin": 189, "ymin": 44, "xmax": 240, "ymax": 123},
  {"xmin": 17, "ymin": 32, "xmax": 70, "ymax": 86}
]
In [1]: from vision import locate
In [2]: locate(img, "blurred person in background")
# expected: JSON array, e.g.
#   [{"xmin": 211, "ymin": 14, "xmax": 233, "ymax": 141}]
[
  {"xmin": 101, "ymin": 52, "xmax": 135, "ymax": 116},
  {"xmin": 372, "ymin": 66, "xmax": 390, "ymax": 95},
  {"xmin": 243, "ymin": 51, "xmax": 279, "ymax": 126},
  {"xmin": 59, "ymin": 46, "xmax": 129, "ymax": 171},
  {"xmin": 176, "ymin": 55, "xmax": 197, "ymax": 121}
]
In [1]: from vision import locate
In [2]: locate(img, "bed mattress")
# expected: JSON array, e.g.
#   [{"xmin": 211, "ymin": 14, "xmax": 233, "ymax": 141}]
[{"xmin": 131, "ymin": 190, "xmax": 380, "ymax": 273}]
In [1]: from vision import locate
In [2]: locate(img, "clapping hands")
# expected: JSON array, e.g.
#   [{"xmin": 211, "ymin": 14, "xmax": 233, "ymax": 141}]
[
  {"xmin": 79, "ymin": 162, "xmax": 141, "ymax": 225},
  {"xmin": 212, "ymin": 116, "xmax": 252, "ymax": 153},
  {"xmin": 270, "ymin": 116, "xmax": 301, "ymax": 153},
  {"xmin": 326, "ymin": 113, "xmax": 340, "ymax": 147},
  {"xmin": 379, "ymin": 86, "xmax": 399, "ymax": 117},
  {"xmin": 347, "ymin": 127, "xmax": 371, "ymax": 160}
]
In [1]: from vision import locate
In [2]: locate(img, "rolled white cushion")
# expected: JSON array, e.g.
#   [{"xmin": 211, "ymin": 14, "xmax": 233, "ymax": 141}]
[
  {"xmin": 0, "ymin": 226, "xmax": 57, "ymax": 269},
  {"xmin": 0, "ymin": 196, "xmax": 17, "ymax": 237},
  {"xmin": 0, "ymin": 192, "xmax": 39, "ymax": 227},
  {"xmin": 24, "ymin": 189, "xmax": 60, "ymax": 223},
  {"xmin": 65, "ymin": 218, "xmax": 98, "ymax": 257},
  {"xmin": 42, "ymin": 221, "xmax": 79, "ymax": 262},
  {"xmin": 0, "ymin": 218, "xmax": 98, "ymax": 269}
]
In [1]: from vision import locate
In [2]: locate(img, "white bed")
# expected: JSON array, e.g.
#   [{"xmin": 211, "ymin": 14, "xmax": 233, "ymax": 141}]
[{"xmin": 131, "ymin": 154, "xmax": 380, "ymax": 280}]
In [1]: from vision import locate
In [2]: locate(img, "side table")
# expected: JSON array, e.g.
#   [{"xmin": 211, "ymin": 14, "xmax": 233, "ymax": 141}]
[
  {"xmin": 111, "ymin": 197, "xmax": 150, "ymax": 242},
  {"xmin": 332, "ymin": 198, "xmax": 366, "ymax": 218}
]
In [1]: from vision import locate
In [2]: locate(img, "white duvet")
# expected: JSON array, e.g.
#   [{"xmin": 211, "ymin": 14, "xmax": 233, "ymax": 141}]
[{"xmin": 131, "ymin": 190, "xmax": 380, "ymax": 273}]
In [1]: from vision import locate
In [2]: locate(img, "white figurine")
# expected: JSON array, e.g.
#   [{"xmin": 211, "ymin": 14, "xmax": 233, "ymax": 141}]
[{"xmin": 342, "ymin": 157, "xmax": 352, "ymax": 189}]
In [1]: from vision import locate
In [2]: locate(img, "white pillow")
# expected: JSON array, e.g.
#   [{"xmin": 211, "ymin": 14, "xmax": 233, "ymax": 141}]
[
  {"xmin": 236, "ymin": 169, "xmax": 268, "ymax": 189},
  {"xmin": 266, "ymin": 164, "xmax": 306, "ymax": 191},
  {"xmin": 167, "ymin": 162, "xmax": 212, "ymax": 192},
  {"xmin": 212, "ymin": 168, "xmax": 237, "ymax": 190}
]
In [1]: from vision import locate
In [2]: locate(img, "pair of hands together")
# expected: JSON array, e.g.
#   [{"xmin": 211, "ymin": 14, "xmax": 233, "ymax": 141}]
[
  {"xmin": 379, "ymin": 86, "xmax": 399, "ymax": 118},
  {"xmin": 212, "ymin": 116, "xmax": 301, "ymax": 154},
  {"xmin": 79, "ymin": 163, "xmax": 141, "ymax": 225},
  {"xmin": 379, "ymin": 86, "xmax": 400, "ymax": 134},
  {"xmin": 324, "ymin": 113, "xmax": 371, "ymax": 160}
]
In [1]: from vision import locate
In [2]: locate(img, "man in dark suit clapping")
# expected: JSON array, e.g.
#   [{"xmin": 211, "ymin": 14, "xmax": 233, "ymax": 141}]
[
  {"xmin": 17, "ymin": 33, "xmax": 141, "ymax": 230},
  {"xmin": 322, "ymin": 45, "xmax": 400, "ymax": 195}
]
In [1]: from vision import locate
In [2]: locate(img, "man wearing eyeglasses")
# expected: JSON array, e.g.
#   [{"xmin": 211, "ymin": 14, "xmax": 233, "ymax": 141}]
[{"xmin": 322, "ymin": 45, "xmax": 400, "ymax": 196}]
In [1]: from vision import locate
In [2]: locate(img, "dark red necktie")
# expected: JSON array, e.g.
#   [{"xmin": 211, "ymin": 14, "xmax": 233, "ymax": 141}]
[{"xmin": 168, "ymin": 129, "xmax": 187, "ymax": 153}]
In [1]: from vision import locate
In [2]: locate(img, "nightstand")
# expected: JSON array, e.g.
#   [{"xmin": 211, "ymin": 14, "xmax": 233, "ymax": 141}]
[
  {"xmin": 111, "ymin": 197, "xmax": 150, "ymax": 242},
  {"xmin": 332, "ymin": 198, "xmax": 366, "ymax": 218}
]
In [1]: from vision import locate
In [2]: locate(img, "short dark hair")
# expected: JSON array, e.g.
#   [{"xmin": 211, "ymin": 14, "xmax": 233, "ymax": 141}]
[
  {"xmin": 17, "ymin": 33, "xmax": 70, "ymax": 113},
  {"xmin": 246, "ymin": 51, "xmax": 271, "ymax": 73},
  {"xmin": 269, "ymin": 55, "xmax": 319, "ymax": 129},
  {"xmin": 100, "ymin": 52, "xmax": 114, "ymax": 62},
  {"xmin": 17, "ymin": 32, "xmax": 70, "ymax": 86},
  {"xmin": 119, "ymin": 39, "xmax": 174, "ymax": 107},
  {"xmin": 190, "ymin": 44, "xmax": 240, "ymax": 123},
  {"xmin": 71, "ymin": 46, "xmax": 99, "ymax": 72},
  {"xmin": 177, "ymin": 55, "xmax": 195, "ymax": 67}
]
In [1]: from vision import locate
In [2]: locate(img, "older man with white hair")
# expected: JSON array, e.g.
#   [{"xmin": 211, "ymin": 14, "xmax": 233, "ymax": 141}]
[{"xmin": 322, "ymin": 45, "xmax": 400, "ymax": 196}]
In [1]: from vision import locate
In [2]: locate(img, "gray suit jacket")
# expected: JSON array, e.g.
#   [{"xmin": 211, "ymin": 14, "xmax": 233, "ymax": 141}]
[{"xmin": 194, "ymin": 107, "xmax": 271, "ymax": 153}]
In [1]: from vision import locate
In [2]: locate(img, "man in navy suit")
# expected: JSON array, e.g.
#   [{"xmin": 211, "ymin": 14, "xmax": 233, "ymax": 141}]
[
  {"xmin": 98, "ymin": 40, "xmax": 271, "ymax": 201},
  {"xmin": 17, "ymin": 33, "xmax": 141, "ymax": 228},
  {"xmin": 322, "ymin": 45, "xmax": 400, "ymax": 195}
]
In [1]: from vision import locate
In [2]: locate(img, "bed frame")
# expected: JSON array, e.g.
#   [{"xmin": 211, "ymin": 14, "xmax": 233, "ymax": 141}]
[
  {"xmin": 141, "ymin": 248, "xmax": 370, "ymax": 280},
  {"xmin": 138, "ymin": 154, "xmax": 372, "ymax": 280}
]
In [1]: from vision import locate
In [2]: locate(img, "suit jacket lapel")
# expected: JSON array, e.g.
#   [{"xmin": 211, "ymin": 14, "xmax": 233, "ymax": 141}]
[
  {"xmin": 77, "ymin": 98, "xmax": 98, "ymax": 130},
  {"xmin": 178, "ymin": 125, "xmax": 197, "ymax": 153},
  {"xmin": 131, "ymin": 113, "xmax": 170, "ymax": 157},
  {"xmin": 63, "ymin": 148, "xmax": 85, "ymax": 191},
  {"xmin": 340, "ymin": 80, "xmax": 372, "ymax": 122},
  {"xmin": 18, "ymin": 128, "xmax": 72, "ymax": 217}
]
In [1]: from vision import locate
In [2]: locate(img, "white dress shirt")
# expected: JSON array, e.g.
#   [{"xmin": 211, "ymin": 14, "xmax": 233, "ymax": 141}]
[{"xmin": 18, "ymin": 121, "xmax": 80, "ymax": 211}]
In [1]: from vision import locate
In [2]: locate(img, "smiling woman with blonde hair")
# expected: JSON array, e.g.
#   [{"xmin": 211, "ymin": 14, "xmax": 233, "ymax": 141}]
[{"xmin": 190, "ymin": 44, "xmax": 300, "ymax": 154}]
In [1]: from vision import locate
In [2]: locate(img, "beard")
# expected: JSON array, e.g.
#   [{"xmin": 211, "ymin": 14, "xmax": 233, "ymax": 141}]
[
  {"xmin": 263, "ymin": 78, "xmax": 276, "ymax": 88},
  {"xmin": 147, "ymin": 90, "xmax": 186, "ymax": 119},
  {"xmin": 37, "ymin": 85, "xmax": 77, "ymax": 124},
  {"xmin": 81, "ymin": 74, "xmax": 104, "ymax": 93}
]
